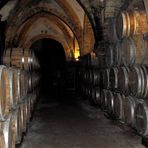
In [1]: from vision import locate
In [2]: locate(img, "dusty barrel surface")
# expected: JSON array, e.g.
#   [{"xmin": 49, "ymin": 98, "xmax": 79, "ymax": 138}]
[
  {"xmin": 135, "ymin": 100, "xmax": 148, "ymax": 136},
  {"xmin": 120, "ymin": 37, "xmax": 148, "ymax": 66},
  {"xmin": 0, "ymin": 66, "xmax": 10, "ymax": 121},
  {"xmin": 116, "ymin": 10, "xmax": 148, "ymax": 39},
  {"xmin": 124, "ymin": 96, "xmax": 137, "ymax": 126},
  {"xmin": 114, "ymin": 93, "xmax": 125, "ymax": 120}
]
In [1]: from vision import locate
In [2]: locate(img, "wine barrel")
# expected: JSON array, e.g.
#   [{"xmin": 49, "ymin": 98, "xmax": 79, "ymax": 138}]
[
  {"xmin": 0, "ymin": 66, "xmax": 10, "ymax": 121},
  {"xmin": 128, "ymin": 66, "xmax": 145, "ymax": 97},
  {"xmin": 100, "ymin": 89, "xmax": 108, "ymax": 111},
  {"xmin": 2, "ymin": 111, "xmax": 17, "ymax": 148},
  {"xmin": 3, "ymin": 48, "xmax": 32, "ymax": 71},
  {"xmin": 116, "ymin": 10, "xmax": 148, "ymax": 39},
  {"xmin": 135, "ymin": 100, "xmax": 148, "ymax": 136},
  {"xmin": 15, "ymin": 106, "xmax": 23, "ymax": 144},
  {"xmin": 109, "ymin": 67, "xmax": 118, "ymax": 90},
  {"xmin": 8, "ymin": 68, "xmax": 18, "ymax": 109},
  {"xmin": 91, "ymin": 69, "xmax": 100, "ymax": 86},
  {"xmin": 118, "ymin": 67, "xmax": 129, "ymax": 95},
  {"xmin": 102, "ymin": 69, "xmax": 110, "ymax": 89},
  {"xmin": 106, "ymin": 90, "xmax": 114, "ymax": 115},
  {"xmin": 113, "ymin": 42, "xmax": 121, "ymax": 66},
  {"xmin": 124, "ymin": 96, "xmax": 137, "ymax": 126},
  {"xmin": 91, "ymin": 87, "xmax": 101, "ymax": 105},
  {"xmin": 114, "ymin": 93, "xmax": 125, "ymax": 120},
  {"xmin": 120, "ymin": 37, "xmax": 148, "ymax": 66}
]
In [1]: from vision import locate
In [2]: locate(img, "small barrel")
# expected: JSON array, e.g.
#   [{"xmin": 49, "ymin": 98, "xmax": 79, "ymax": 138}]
[
  {"xmin": 102, "ymin": 69, "xmax": 110, "ymax": 89},
  {"xmin": 128, "ymin": 66, "xmax": 145, "ymax": 97},
  {"xmin": 114, "ymin": 93, "xmax": 125, "ymax": 120},
  {"xmin": 134, "ymin": 100, "xmax": 148, "ymax": 136},
  {"xmin": 106, "ymin": 90, "xmax": 114, "ymax": 115},
  {"xmin": 118, "ymin": 67, "xmax": 129, "ymax": 94},
  {"xmin": 109, "ymin": 67, "xmax": 118, "ymax": 90},
  {"xmin": 116, "ymin": 10, "xmax": 148, "ymax": 39},
  {"xmin": 124, "ymin": 96, "xmax": 137, "ymax": 126},
  {"xmin": 0, "ymin": 66, "xmax": 10, "ymax": 121},
  {"xmin": 100, "ymin": 89, "xmax": 108, "ymax": 111}
]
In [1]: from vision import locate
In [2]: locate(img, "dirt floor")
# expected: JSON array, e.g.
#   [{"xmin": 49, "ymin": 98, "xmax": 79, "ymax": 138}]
[{"xmin": 21, "ymin": 95, "xmax": 145, "ymax": 148}]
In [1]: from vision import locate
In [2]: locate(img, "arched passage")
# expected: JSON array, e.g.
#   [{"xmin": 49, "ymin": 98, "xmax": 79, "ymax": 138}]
[{"xmin": 31, "ymin": 38, "xmax": 66, "ymax": 97}]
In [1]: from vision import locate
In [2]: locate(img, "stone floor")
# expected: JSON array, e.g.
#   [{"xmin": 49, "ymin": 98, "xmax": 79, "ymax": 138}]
[{"xmin": 21, "ymin": 95, "xmax": 145, "ymax": 148}]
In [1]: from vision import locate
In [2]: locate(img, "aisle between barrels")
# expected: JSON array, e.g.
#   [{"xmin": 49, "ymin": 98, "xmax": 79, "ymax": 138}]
[{"xmin": 21, "ymin": 96, "xmax": 145, "ymax": 148}]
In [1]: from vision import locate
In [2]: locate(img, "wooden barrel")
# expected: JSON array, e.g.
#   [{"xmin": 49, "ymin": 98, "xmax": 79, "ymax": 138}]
[
  {"xmin": 118, "ymin": 67, "xmax": 129, "ymax": 94},
  {"xmin": 106, "ymin": 90, "xmax": 114, "ymax": 115},
  {"xmin": 91, "ymin": 69, "xmax": 100, "ymax": 86},
  {"xmin": 102, "ymin": 69, "xmax": 110, "ymax": 89},
  {"xmin": 128, "ymin": 66, "xmax": 145, "ymax": 97},
  {"xmin": 135, "ymin": 100, "xmax": 148, "ymax": 136},
  {"xmin": 3, "ymin": 48, "xmax": 31, "ymax": 70},
  {"xmin": 100, "ymin": 89, "xmax": 108, "ymax": 110},
  {"xmin": 124, "ymin": 96, "xmax": 137, "ymax": 126},
  {"xmin": 30, "ymin": 51, "xmax": 40, "ymax": 70},
  {"xmin": 120, "ymin": 36, "xmax": 148, "ymax": 66},
  {"xmin": 8, "ymin": 68, "xmax": 18, "ymax": 109},
  {"xmin": 113, "ymin": 42, "xmax": 121, "ymax": 66},
  {"xmin": 0, "ymin": 66, "xmax": 10, "ymax": 121},
  {"xmin": 114, "ymin": 93, "xmax": 125, "ymax": 120},
  {"xmin": 116, "ymin": 10, "xmax": 148, "ymax": 39},
  {"xmin": 2, "ymin": 111, "xmax": 17, "ymax": 148},
  {"xmin": 109, "ymin": 67, "xmax": 118, "ymax": 90},
  {"xmin": 91, "ymin": 87, "xmax": 100, "ymax": 105},
  {"xmin": 15, "ymin": 106, "xmax": 23, "ymax": 144}
]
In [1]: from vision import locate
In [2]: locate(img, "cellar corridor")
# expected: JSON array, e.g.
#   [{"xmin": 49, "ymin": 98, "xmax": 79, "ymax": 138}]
[{"xmin": 21, "ymin": 92, "xmax": 144, "ymax": 148}]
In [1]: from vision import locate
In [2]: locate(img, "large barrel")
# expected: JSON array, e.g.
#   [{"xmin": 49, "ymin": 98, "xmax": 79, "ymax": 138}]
[
  {"xmin": 3, "ymin": 48, "xmax": 32, "ymax": 71},
  {"xmin": 120, "ymin": 37, "xmax": 148, "ymax": 66},
  {"xmin": 128, "ymin": 66, "xmax": 145, "ymax": 97},
  {"xmin": 116, "ymin": 10, "xmax": 148, "ymax": 39},
  {"xmin": 135, "ymin": 100, "xmax": 148, "ymax": 136},
  {"xmin": 124, "ymin": 96, "xmax": 137, "ymax": 127},
  {"xmin": 2, "ymin": 111, "xmax": 17, "ymax": 148},
  {"xmin": 114, "ymin": 93, "xmax": 125, "ymax": 120},
  {"xmin": 0, "ymin": 66, "xmax": 10, "ymax": 121},
  {"xmin": 109, "ymin": 67, "xmax": 118, "ymax": 90},
  {"xmin": 118, "ymin": 67, "xmax": 129, "ymax": 95}
]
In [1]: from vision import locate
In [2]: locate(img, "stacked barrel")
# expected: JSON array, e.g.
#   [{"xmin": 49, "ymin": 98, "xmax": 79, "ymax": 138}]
[
  {"xmin": 99, "ymin": 1, "xmax": 148, "ymax": 138},
  {"xmin": 78, "ymin": 0, "xmax": 148, "ymax": 140},
  {"xmin": 77, "ymin": 52, "xmax": 101, "ymax": 105},
  {"xmin": 0, "ymin": 48, "xmax": 40, "ymax": 148}
]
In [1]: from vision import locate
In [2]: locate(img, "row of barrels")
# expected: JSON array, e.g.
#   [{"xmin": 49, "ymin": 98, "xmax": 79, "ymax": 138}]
[
  {"xmin": 98, "ymin": 35, "xmax": 148, "ymax": 68},
  {"xmin": 3, "ymin": 48, "xmax": 40, "ymax": 71},
  {"xmin": 78, "ymin": 68, "xmax": 100, "ymax": 86},
  {"xmin": 0, "ymin": 65, "xmax": 39, "ymax": 121},
  {"xmin": 102, "ymin": 65, "xmax": 148, "ymax": 98},
  {"xmin": 0, "ymin": 93, "xmax": 38, "ymax": 148},
  {"xmin": 82, "ymin": 86, "xmax": 148, "ymax": 137}
]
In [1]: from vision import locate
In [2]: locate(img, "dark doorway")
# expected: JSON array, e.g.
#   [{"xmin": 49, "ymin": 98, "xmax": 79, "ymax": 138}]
[{"xmin": 30, "ymin": 38, "xmax": 66, "ymax": 98}]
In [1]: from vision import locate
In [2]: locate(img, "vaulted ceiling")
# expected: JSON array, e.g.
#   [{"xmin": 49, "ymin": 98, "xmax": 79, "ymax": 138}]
[{"xmin": 0, "ymin": 0, "xmax": 95, "ymax": 60}]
